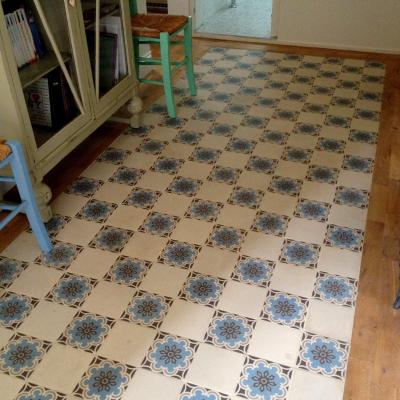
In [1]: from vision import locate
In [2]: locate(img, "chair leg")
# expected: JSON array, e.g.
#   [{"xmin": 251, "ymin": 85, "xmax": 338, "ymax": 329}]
[
  {"xmin": 184, "ymin": 16, "xmax": 197, "ymax": 96},
  {"xmin": 7, "ymin": 141, "xmax": 52, "ymax": 254},
  {"xmin": 160, "ymin": 32, "xmax": 177, "ymax": 118}
]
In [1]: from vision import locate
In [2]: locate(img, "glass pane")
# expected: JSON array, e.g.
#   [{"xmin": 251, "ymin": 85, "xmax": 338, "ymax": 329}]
[
  {"xmin": 82, "ymin": 0, "xmax": 128, "ymax": 98},
  {"xmin": 1, "ymin": 0, "xmax": 84, "ymax": 148}
]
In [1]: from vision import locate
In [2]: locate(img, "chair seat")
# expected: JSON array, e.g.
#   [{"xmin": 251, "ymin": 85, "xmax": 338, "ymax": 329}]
[
  {"xmin": 0, "ymin": 141, "xmax": 11, "ymax": 161},
  {"xmin": 131, "ymin": 13, "xmax": 188, "ymax": 38}
]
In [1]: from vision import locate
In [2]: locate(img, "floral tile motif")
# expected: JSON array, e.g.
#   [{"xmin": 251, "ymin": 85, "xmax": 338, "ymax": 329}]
[
  {"xmin": 159, "ymin": 117, "xmax": 188, "ymax": 129},
  {"xmin": 293, "ymin": 122, "xmax": 321, "ymax": 136},
  {"xmin": 354, "ymin": 109, "xmax": 380, "ymax": 121},
  {"xmin": 97, "ymin": 148, "xmax": 131, "ymax": 165},
  {"xmin": 123, "ymin": 188, "xmax": 161, "ymax": 209},
  {"xmin": 36, "ymin": 241, "xmax": 84, "ymax": 271},
  {"xmin": 174, "ymin": 131, "xmax": 204, "ymax": 145},
  {"xmin": 0, "ymin": 333, "xmax": 50, "ymax": 379},
  {"xmin": 179, "ymin": 272, "xmax": 226, "ymax": 307},
  {"xmin": 251, "ymin": 212, "xmax": 290, "ymax": 237},
  {"xmin": 121, "ymin": 291, "xmax": 172, "ymax": 328},
  {"xmin": 282, "ymin": 147, "xmax": 313, "ymax": 164},
  {"xmin": 241, "ymin": 116, "xmax": 268, "ymax": 129},
  {"xmin": 30, "ymin": 215, "xmax": 71, "ymax": 238},
  {"xmin": 0, "ymin": 257, "xmax": 28, "ymax": 289},
  {"xmin": 208, "ymin": 123, "xmax": 236, "ymax": 137},
  {"xmin": 205, "ymin": 311, "xmax": 256, "ymax": 353},
  {"xmin": 225, "ymin": 138, "xmax": 257, "ymax": 154},
  {"xmin": 151, "ymin": 157, "xmax": 185, "ymax": 175},
  {"xmin": 207, "ymin": 225, "xmax": 246, "ymax": 252},
  {"xmin": 295, "ymin": 199, "xmax": 331, "ymax": 222},
  {"xmin": 302, "ymin": 103, "xmax": 329, "ymax": 114},
  {"xmin": 239, "ymin": 87, "xmax": 262, "ymax": 97},
  {"xmin": 324, "ymin": 115, "xmax": 351, "ymax": 129},
  {"xmin": 337, "ymin": 80, "xmax": 360, "ymax": 90},
  {"xmin": 73, "ymin": 357, "xmax": 135, "ymax": 400},
  {"xmin": 358, "ymin": 91, "xmax": 381, "ymax": 102},
  {"xmin": 158, "ymin": 240, "xmax": 201, "ymax": 269},
  {"xmin": 260, "ymin": 130, "xmax": 289, "ymax": 145},
  {"xmin": 58, "ymin": 311, "xmax": 114, "ymax": 352},
  {"xmin": 229, "ymin": 187, "xmax": 264, "ymax": 209},
  {"xmin": 104, "ymin": 256, "xmax": 151, "ymax": 288},
  {"xmin": 324, "ymin": 224, "xmax": 364, "ymax": 252},
  {"xmin": 306, "ymin": 165, "xmax": 339, "ymax": 184},
  {"xmin": 268, "ymin": 176, "xmax": 303, "ymax": 197},
  {"xmin": 236, "ymin": 356, "xmax": 292, "ymax": 400},
  {"xmin": 208, "ymin": 166, "xmax": 241, "ymax": 185},
  {"xmin": 342, "ymin": 155, "xmax": 374, "ymax": 173},
  {"xmin": 316, "ymin": 138, "xmax": 346, "ymax": 153},
  {"xmin": 76, "ymin": 200, "xmax": 117, "ymax": 223},
  {"xmin": 88, "ymin": 226, "xmax": 134, "ymax": 253},
  {"xmin": 246, "ymin": 156, "xmax": 278, "ymax": 175},
  {"xmin": 125, "ymin": 125, "xmax": 152, "ymax": 137},
  {"xmin": 279, "ymin": 239, "xmax": 321, "ymax": 268},
  {"xmin": 178, "ymin": 97, "xmax": 205, "ymax": 109},
  {"xmin": 348, "ymin": 129, "xmax": 378, "ymax": 144},
  {"xmin": 142, "ymin": 332, "xmax": 198, "ymax": 378},
  {"xmin": 147, "ymin": 103, "xmax": 168, "ymax": 114},
  {"xmin": 65, "ymin": 177, "xmax": 104, "ymax": 198},
  {"xmin": 16, "ymin": 383, "xmax": 66, "ymax": 400},
  {"xmin": 108, "ymin": 167, "xmax": 145, "ymax": 186},
  {"xmin": 255, "ymin": 97, "xmax": 279, "ymax": 108},
  {"xmin": 224, "ymin": 103, "xmax": 250, "ymax": 115},
  {"xmin": 136, "ymin": 139, "xmax": 168, "ymax": 155},
  {"xmin": 261, "ymin": 290, "xmax": 309, "ymax": 329},
  {"xmin": 297, "ymin": 333, "xmax": 349, "ymax": 380},
  {"xmin": 167, "ymin": 177, "xmax": 202, "ymax": 197},
  {"xmin": 0, "ymin": 292, "xmax": 38, "ymax": 329},
  {"xmin": 185, "ymin": 199, "xmax": 223, "ymax": 222},
  {"xmin": 330, "ymin": 97, "xmax": 356, "ymax": 108},
  {"xmin": 179, "ymin": 383, "xmax": 230, "ymax": 400},
  {"xmin": 273, "ymin": 109, "xmax": 299, "ymax": 122},
  {"xmin": 334, "ymin": 186, "xmax": 369, "ymax": 209},
  {"xmin": 190, "ymin": 147, "xmax": 222, "ymax": 164},
  {"xmin": 265, "ymin": 81, "xmax": 289, "ymax": 91},
  {"xmin": 231, "ymin": 256, "xmax": 275, "ymax": 288},
  {"xmin": 313, "ymin": 272, "xmax": 358, "ymax": 307},
  {"xmin": 193, "ymin": 110, "xmax": 220, "ymax": 122},
  {"xmin": 284, "ymin": 92, "xmax": 307, "ymax": 102},
  {"xmin": 139, "ymin": 212, "xmax": 179, "ymax": 238},
  {"xmin": 46, "ymin": 273, "xmax": 96, "ymax": 308},
  {"xmin": 312, "ymin": 86, "xmax": 334, "ymax": 96}
]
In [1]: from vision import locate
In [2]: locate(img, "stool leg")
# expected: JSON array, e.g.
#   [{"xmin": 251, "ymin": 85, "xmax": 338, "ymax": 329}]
[
  {"xmin": 8, "ymin": 141, "xmax": 52, "ymax": 254},
  {"xmin": 184, "ymin": 17, "xmax": 197, "ymax": 96},
  {"xmin": 160, "ymin": 32, "xmax": 177, "ymax": 118}
]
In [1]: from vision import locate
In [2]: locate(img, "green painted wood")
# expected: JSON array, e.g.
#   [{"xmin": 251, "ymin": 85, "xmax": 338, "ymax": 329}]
[
  {"xmin": 129, "ymin": 0, "xmax": 137, "ymax": 15},
  {"xmin": 184, "ymin": 16, "xmax": 197, "ymax": 96},
  {"xmin": 160, "ymin": 32, "xmax": 177, "ymax": 118}
]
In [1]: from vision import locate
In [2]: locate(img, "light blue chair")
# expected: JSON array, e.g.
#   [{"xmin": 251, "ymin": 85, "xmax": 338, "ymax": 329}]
[{"xmin": 0, "ymin": 140, "xmax": 52, "ymax": 253}]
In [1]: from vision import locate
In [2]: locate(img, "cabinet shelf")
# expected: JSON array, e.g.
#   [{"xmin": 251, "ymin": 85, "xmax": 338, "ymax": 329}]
[{"xmin": 19, "ymin": 51, "xmax": 71, "ymax": 89}]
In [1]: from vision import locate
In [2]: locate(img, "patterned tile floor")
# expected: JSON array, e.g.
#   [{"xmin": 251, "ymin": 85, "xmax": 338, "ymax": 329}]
[{"xmin": 0, "ymin": 48, "xmax": 385, "ymax": 400}]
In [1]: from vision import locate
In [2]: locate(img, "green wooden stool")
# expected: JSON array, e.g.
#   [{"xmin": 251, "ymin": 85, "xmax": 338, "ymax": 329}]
[{"xmin": 130, "ymin": 1, "xmax": 197, "ymax": 118}]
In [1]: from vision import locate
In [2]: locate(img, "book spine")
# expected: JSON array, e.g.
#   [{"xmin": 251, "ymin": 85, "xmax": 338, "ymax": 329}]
[
  {"xmin": 26, "ymin": 8, "xmax": 45, "ymax": 58},
  {"xmin": 5, "ymin": 14, "xmax": 24, "ymax": 67},
  {"xmin": 18, "ymin": 8, "xmax": 37, "ymax": 62},
  {"xmin": 10, "ymin": 12, "xmax": 30, "ymax": 65}
]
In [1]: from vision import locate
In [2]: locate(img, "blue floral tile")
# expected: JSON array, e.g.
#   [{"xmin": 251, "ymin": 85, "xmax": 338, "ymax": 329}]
[
  {"xmin": 122, "ymin": 291, "xmax": 172, "ymax": 328},
  {"xmin": 179, "ymin": 272, "xmax": 226, "ymax": 307},
  {"xmin": 185, "ymin": 199, "xmax": 222, "ymax": 222},
  {"xmin": 136, "ymin": 139, "xmax": 168, "ymax": 155},
  {"xmin": 313, "ymin": 272, "xmax": 358, "ymax": 307},
  {"xmin": 349, "ymin": 129, "xmax": 378, "ymax": 144},
  {"xmin": 76, "ymin": 200, "xmax": 117, "ymax": 223},
  {"xmin": 108, "ymin": 166, "xmax": 145, "ymax": 186},
  {"xmin": 236, "ymin": 356, "xmax": 292, "ymax": 400},
  {"xmin": 318, "ymin": 70, "xmax": 339, "ymax": 79},
  {"xmin": 354, "ymin": 109, "xmax": 380, "ymax": 121},
  {"xmin": 151, "ymin": 157, "xmax": 184, "ymax": 175},
  {"xmin": 224, "ymin": 103, "xmax": 250, "ymax": 115},
  {"xmin": 104, "ymin": 256, "xmax": 151, "ymax": 288},
  {"xmin": 265, "ymin": 81, "xmax": 289, "ymax": 90},
  {"xmin": 293, "ymin": 75, "xmax": 314, "ymax": 85},
  {"xmin": 342, "ymin": 155, "xmax": 374, "ymax": 173},
  {"xmin": 246, "ymin": 156, "xmax": 278, "ymax": 175},
  {"xmin": 193, "ymin": 110, "xmax": 220, "ymax": 122},
  {"xmin": 331, "ymin": 97, "xmax": 356, "ymax": 108},
  {"xmin": 261, "ymin": 290, "xmax": 309, "ymax": 329},
  {"xmin": 239, "ymin": 87, "xmax": 262, "ymax": 97},
  {"xmin": 190, "ymin": 147, "xmax": 221, "ymax": 164},
  {"xmin": 0, "ymin": 334, "xmax": 50, "ymax": 378},
  {"xmin": 179, "ymin": 384, "xmax": 230, "ymax": 400},
  {"xmin": 178, "ymin": 97, "xmax": 205, "ymax": 109},
  {"xmin": 337, "ymin": 80, "xmax": 360, "ymax": 90},
  {"xmin": 251, "ymin": 211, "xmax": 290, "ymax": 237},
  {"xmin": 295, "ymin": 199, "xmax": 331, "ymax": 222},
  {"xmin": 223, "ymin": 76, "xmax": 244, "ymax": 86},
  {"xmin": 207, "ymin": 225, "xmax": 246, "ymax": 252},
  {"xmin": 231, "ymin": 256, "xmax": 275, "ymax": 288},
  {"xmin": 65, "ymin": 177, "xmax": 104, "ymax": 198},
  {"xmin": 301, "ymin": 61, "xmax": 321, "ymax": 70},
  {"xmin": 241, "ymin": 116, "xmax": 268, "ymax": 129},
  {"xmin": 36, "ymin": 241, "xmax": 83, "ymax": 270},
  {"xmin": 324, "ymin": 224, "xmax": 364, "ymax": 252},
  {"xmin": 268, "ymin": 176, "xmax": 303, "ymax": 197},
  {"xmin": 174, "ymin": 131, "xmax": 203, "ymax": 145},
  {"xmin": 139, "ymin": 212, "xmax": 179, "ymax": 237},
  {"xmin": 279, "ymin": 239, "xmax": 321, "ymax": 268},
  {"xmin": 36, "ymin": 215, "xmax": 71, "ymax": 238},
  {"xmin": 88, "ymin": 226, "xmax": 134, "ymax": 253},
  {"xmin": 226, "ymin": 138, "xmax": 257, "ymax": 154},
  {"xmin": 324, "ymin": 115, "xmax": 351, "ymax": 129},
  {"xmin": 312, "ymin": 86, "xmax": 334, "ymax": 96},
  {"xmin": 0, "ymin": 257, "xmax": 28, "ymax": 289},
  {"xmin": 123, "ymin": 188, "xmax": 161, "ymax": 209},
  {"xmin": 316, "ymin": 137, "xmax": 346, "ymax": 153},
  {"xmin": 97, "ymin": 148, "xmax": 131, "ymax": 165},
  {"xmin": 255, "ymin": 97, "xmax": 279, "ymax": 108},
  {"xmin": 297, "ymin": 333, "xmax": 349, "ymax": 380},
  {"xmin": 208, "ymin": 92, "xmax": 233, "ymax": 103},
  {"xmin": 324, "ymin": 57, "xmax": 343, "ymax": 64},
  {"xmin": 282, "ymin": 147, "xmax": 312, "ymax": 164},
  {"xmin": 208, "ymin": 123, "xmax": 236, "ymax": 137},
  {"xmin": 47, "ymin": 273, "xmax": 96, "ymax": 307},
  {"xmin": 205, "ymin": 311, "xmax": 256, "ymax": 353},
  {"xmin": 362, "ymin": 75, "xmax": 384, "ymax": 84},
  {"xmin": 74, "ymin": 357, "xmax": 135, "ymax": 400},
  {"xmin": 273, "ymin": 109, "xmax": 299, "ymax": 122},
  {"xmin": 159, "ymin": 117, "xmax": 188, "ymax": 129},
  {"xmin": 306, "ymin": 165, "xmax": 339, "ymax": 184},
  {"xmin": 293, "ymin": 122, "xmax": 321, "ymax": 136},
  {"xmin": 198, "ymin": 82, "xmax": 218, "ymax": 91},
  {"xmin": 147, "ymin": 103, "xmax": 168, "ymax": 114},
  {"xmin": 334, "ymin": 186, "xmax": 369, "ymax": 209},
  {"xmin": 59, "ymin": 311, "xmax": 114, "ymax": 352},
  {"xmin": 208, "ymin": 166, "xmax": 241, "ymax": 185},
  {"xmin": 260, "ymin": 130, "xmax": 289, "ymax": 145},
  {"xmin": 229, "ymin": 187, "xmax": 263, "ymax": 209},
  {"xmin": 365, "ymin": 60, "xmax": 385, "ymax": 69},
  {"xmin": 358, "ymin": 91, "xmax": 382, "ymax": 102},
  {"xmin": 125, "ymin": 125, "xmax": 152, "ymax": 137},
  {"xmin": 342, "ymin": 65, "xmax": 363, "ymax": 74},
  {"xmin": 158, "ymin": 240, "xmax": 201, "ymax": 269},
  {"xmin": 167, "ymin": 177, "xmax": 202, "ymax": 197},
  {"xmin": 142, "ymin": 332, "xmax": 198, "ymax": 378},
  {"xmin": 0, "ymin": 292, "xmax": 37, "ymax": 329},
  {"xmin": 284, "ymin": 92, "xmax": 307, "ymax": 102},
  {"xmin": 16, "ymin": 384, "xmax": 65, "ymax": 400}
]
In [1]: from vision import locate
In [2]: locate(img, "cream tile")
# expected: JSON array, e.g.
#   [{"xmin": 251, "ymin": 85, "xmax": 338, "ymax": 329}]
[
  {"xmin": 233, "ymin": 126, "xmax": 263, "ymax": 140},
  {"xmin": 217, "ymin": 204, "xmax": 257, "ymax": 230},
  {"xmin": 2, "ymin": 232, "xmax": 41, "ymax": 262},
  {"xmin": 310, "ymin": 150, "xmax": 344, "ymax": 168},
  {"xmin": 51, "ymin": 193, "xmax": 88, "ymax": 217},
  {"xmin": 300, "ymin": 181, "xmax": 336, "ymax": 203},
  {"xmin": 217, "ymin": 151, "xmax": 250, "ymax": 169},
  {"xmin": 82, "ymin": 281, "xmax": 134, "ymax": 319},
  {"xmin": 186, "ymin": 343, "xmax": 245, "ymax": 395},
  {"xmin": 286, "ymin": 134, "xmax": 318, "ymax": 149},
  {"xmin": 320, "ymin": 126, "xmax": 349, "ymax": 141},
  {"xmin": 199, "ymin": 134, "xmax": 230, "ymax": 150},
  {"xmin": 98, "ymin": 321, "xmax": 156, "ymax": 365},
  {"xmin": 139, "ymin": 263, "xmax": 189, "ymax": 298},
  {"xmin": 124, "ymin": 152, "xmax": 157, "ymax": 170},
  {"xmin": 286, "ymin": 218, "xmax": 327, "ymax": 245},
  {"xmin": 318, "ymin": 246, "xmax": 362, "ymax": 279},
  {"xmin": 19, "ymin": 300, "xmax": 76, "ymax": 341},
  {"xmin": 253, "ymin": 142, "xmax": 284, "ymax": 159},
  {"xmin": 337, "ymin": 170, "xmax": 373, "ymax": 191},
  {"xmin": 55, "ymin": 218, "xmax": 100, "ymax": 246},
  {"xmin": 248, "ymin": 320, "xmax": 302, "ymax": 367},
  {"xmin": 94, "ymin": 182, "xmax": 132, "ymax": 204},
  {"xmin": 82, "ymin": 162, "xmax": 118, "ymax": 181},
  {"xmin": 162, "ymin": 143, "xmax": 194, "ymax": 159},
  {"xmin": 328, "ymin": 204, "xmax": 368, "ymax": 230},
  {"xmin": 0, "ymin": 374, "xmax": 24, "ymax": 400},
  {"xmin": 122, "ymin": 233, "xmax": 168, "ymax": 261},
  {"xmin": 161, "ymin": 299, "xmax": 215, "ymax": 341},
  {"xmin": 0, "ymin": 326, "xmax": 13, "ymax": 348},
  {"xmin": 241, "ymin": 231, "xmax": 284, "ymax": 261},
  {"xmin": 29, "ymin": 344, "xmax": 93, "ymax": 393},
  {"xmin": 196, "ymin": 181, "xmax": 233, "ymax": 202},
  {"xmin": 152, "ymin": 193, "xmax": 192, "ymax": 217},
  {"xmin": 112, "ymin": 133, "xmax": 143, "ymax": 150},
  {"xmin": 236, "ymin": 171, "xmax": 271, "ymax": 191},
  {"xmin": 136, "ymin": 171, "xmax": 174, "ymax": 191},
  {"xmin": 171, "ymin": 218, "xmax": 214, "ymax": 245},
  {"xmin": 179, "ymin": 161, "xmax": 213, "ymax": 180},
  {"xmin": 183, "ymin": 119, "xmax": 213, "ymax": 133},
  {"xmin": 266, "ymin": 118, "xmax": 295, "ymax": 132},
  {"xmin": 217, "ymin": 281, "xmax": 266, "ymax": 319},
  {"xmin": 147, "ymin": 127, "xmax": 177, "ymax": 142},
  {"xmin": 274, "ymin": 161, "xmax": 308, "ymax": 180},
  {"xmin": 351, "ymin": 118, "xmax": 380, "ymax": 133},
  {"xmin": 106, "ymin": 205, "xmax": 149, "ymax": 230},
  {"xmin": 345, "ymin": 142, "xmax": 377, "ymax": 158}
]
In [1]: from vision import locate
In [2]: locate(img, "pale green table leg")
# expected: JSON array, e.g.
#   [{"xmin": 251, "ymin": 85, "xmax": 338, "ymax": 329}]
[
  {"xmin": 184, "ymin": 17, "xmax": 197, "ymax": 96},
  {"xmin": 160, "ymin": 32, "xmax": 177, "ymax": 118}
]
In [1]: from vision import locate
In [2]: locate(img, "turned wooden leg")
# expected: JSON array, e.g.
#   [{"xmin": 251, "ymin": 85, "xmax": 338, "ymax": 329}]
[
  {"xmin": 128, "ymin": 89, "xmax": 143, "ymax": 128},
  {"xmin": 32, "ymin": 181, "xmax": 53, "ymax": 223}
]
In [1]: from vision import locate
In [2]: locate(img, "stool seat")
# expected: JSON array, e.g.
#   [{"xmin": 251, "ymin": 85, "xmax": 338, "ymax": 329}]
[
  {"xmin": 131, "ymin": 14, "xmax": 188, "ymax": 38},
  {"xmin": 0, "ymin": 142, "xmax": 11, "ymax": 161}
]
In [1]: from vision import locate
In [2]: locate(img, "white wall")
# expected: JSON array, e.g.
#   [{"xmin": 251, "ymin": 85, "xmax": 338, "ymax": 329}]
[{"xmin": 277, "ymin": 0, "xmax": 400, "ymax": 53}]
